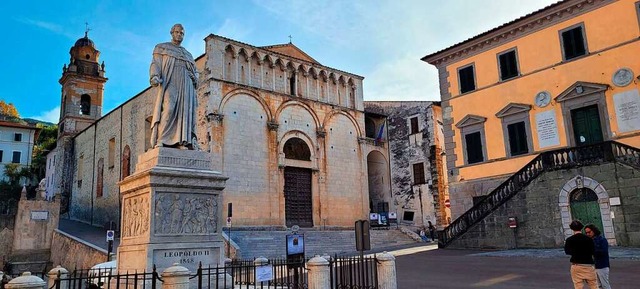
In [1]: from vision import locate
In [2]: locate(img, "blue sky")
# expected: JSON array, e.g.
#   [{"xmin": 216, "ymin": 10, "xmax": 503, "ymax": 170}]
[{"xmin": 0, "ymin": 0, "xmax": 558, "ymax": 123}]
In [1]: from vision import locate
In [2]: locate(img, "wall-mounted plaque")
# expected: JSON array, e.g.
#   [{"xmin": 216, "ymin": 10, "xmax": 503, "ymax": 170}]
[
  {"xmin": 31, "ymin": 211, "xmax": 49, "ymax": 220},
  {"xmin": 612, "ymin": 68, "xmax": 634, "ymax": 87}
]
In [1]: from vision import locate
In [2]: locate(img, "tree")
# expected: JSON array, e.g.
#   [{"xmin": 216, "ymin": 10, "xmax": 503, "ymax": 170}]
[
  {"xmin": 30, "ymin": 124, "xmax": 58, "ymax": 180},
  {"xmin": 0, "ymin": 100, "xmax": 19, "ymax": 117}
]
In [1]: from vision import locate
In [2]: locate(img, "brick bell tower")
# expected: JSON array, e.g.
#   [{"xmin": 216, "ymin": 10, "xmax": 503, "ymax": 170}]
[
  {"xmin": 58, "ymin": 30, "xmax": 108, "ymax": 136},
  {"xmin": 54, "ymin": 29, "xmax": 107, "ymax": 214}
]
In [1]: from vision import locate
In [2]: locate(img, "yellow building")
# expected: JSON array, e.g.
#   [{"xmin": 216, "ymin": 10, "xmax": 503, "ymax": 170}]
[{"xmin": 423, "ymin": 0, "xmax": 640, "ymax": 248}]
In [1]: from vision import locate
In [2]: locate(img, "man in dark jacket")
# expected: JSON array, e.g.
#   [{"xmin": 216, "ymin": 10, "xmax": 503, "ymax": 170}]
[
  {"xmin": 585, "ymin": 224, "xmax": 611, "ymax": 289},
  {"xmin": 564, "ymin": 220, "xmax": 597, "ymax": 289}
]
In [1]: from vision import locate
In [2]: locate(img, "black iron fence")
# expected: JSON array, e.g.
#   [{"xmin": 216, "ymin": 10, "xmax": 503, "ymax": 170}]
[
  {"xmin": 46, "ymin": 256, "xmax": 379, "ymax": 289},
  {"xmin": 438, "ymin": 141, "xmax": 640, "ymax": 248}
]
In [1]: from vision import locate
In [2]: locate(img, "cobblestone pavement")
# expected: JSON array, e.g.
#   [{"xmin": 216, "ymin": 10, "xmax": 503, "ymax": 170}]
[{"xmin": 394, "ymin": 246, "xmax": 640, "ymax": 289}]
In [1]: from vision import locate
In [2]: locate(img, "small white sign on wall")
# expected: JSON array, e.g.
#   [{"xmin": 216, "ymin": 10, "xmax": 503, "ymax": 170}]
[
  {"xmin": 30, "ymin": 211, "xmax": 49, "ymax": 220},
  {"xmin": 535, "ymin": 110, "xmax": 560, "ymax": 148},
  {"xmin": 610, "ymin": 197, "xmax": 621, "ymax": 206}
]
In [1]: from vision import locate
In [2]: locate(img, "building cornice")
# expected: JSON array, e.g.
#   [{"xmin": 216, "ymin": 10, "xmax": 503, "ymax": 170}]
[{"xmin": 422, "ymin": 0, "xmax": 614, "ymax": 66}]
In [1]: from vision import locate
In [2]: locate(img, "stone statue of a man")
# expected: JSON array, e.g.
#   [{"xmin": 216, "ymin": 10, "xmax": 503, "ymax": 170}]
[{"xmin": 149, "ymin": 24, "xmax": 198, "ymax": 150}]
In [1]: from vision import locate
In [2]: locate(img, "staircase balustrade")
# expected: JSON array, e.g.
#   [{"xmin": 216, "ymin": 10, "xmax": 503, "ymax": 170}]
[{"xmin": 439, "ymin": 141, "xmax": 640, "ymax": 248}]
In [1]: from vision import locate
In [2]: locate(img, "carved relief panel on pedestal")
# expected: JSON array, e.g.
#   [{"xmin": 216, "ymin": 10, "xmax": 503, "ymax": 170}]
[
  {"xmin": 154, "ymin": 193, "xmax": 219, "ymax": 235},
  {"xmin": 122, "ymin": 195, "xmax": 150, "ymax": 238}
]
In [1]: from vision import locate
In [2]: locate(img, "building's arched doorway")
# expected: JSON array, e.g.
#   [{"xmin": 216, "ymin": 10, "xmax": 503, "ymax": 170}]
[
  {"xmin": 570, "ymin": 188, "xmax": 604, "ymax": 235},
  {"xmin": 367, "ymin": 151, "xmax": 390, "ymax": 213},
  {"xmin": 283, "ymin": 137, "xmax": 313, "ymax": 228}
]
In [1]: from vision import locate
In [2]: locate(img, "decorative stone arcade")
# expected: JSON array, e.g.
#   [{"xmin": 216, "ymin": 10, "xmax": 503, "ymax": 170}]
[{"xmin": 117, "ymin": 148, "xmax": 228, "ymax": 273}]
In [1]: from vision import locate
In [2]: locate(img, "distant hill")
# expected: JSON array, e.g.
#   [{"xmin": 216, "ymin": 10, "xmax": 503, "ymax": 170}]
[{"xmin": 22, "ymin": 118, "xmax": 56, "ymax": 126}]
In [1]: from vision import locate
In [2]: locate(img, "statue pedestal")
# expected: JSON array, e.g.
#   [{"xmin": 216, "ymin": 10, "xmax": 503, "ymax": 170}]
[{"xmin": 117, "ymin": 147, "xmax": 228, "ymax": 273}]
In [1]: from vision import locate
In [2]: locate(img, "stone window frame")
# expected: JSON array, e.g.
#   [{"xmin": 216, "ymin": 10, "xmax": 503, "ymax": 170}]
[
  {"xmin": 558, "ymin": 22, "xmax": 589, "ymax": 62},
  {"xmin": 455, "ymin": 115, "xmax": 488, "ymax": 165},
  {"xmin": 457, "ymin": 63, "xmax": 477, "ymax": 94},
  {"xmin": 495, "ymin": 103, "xmax": 533, "ymax": 157},
  {"xmin": 407, "ymin": 114, "xmax": 421, "ymax": 135},
  {"xmin": 559, "ymin": 175, "xmax": 616, "ymax": 245},
  {"xmin": 108, "ymin": 137, "xmax": 116, "ymax": 169},
  {"xmin": 411, "ymin": 161, "xmax": 426, "ymax": 185},
  {"xmin": 496, "ymin": 47, "xmax": 521, "ymax": 82},
  {"xmin": 555, "ymin": 82, "xmax": 611, "ymax": 147}
]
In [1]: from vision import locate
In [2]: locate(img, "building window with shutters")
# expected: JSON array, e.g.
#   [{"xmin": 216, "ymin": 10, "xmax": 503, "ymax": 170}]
[
  {"xmin": 456, "ymin": 115, "xmax": 487, "ymax": 165},
  {"xmin": 412, "ymin": 162, "xmax": 426, "ymax": 185},
  {"xmin": 0, "ymin": 150, "xmax": 3, "ymax": 162},
  {"xmin": 496, "ymin": 103, "xmax": 533, "ymax": 157},
  {"xmin": 497, "ymin": 48, "xmax": 519, "ymax": 81},
  {"xmin": 12, "ymin": 151, "xmax": 21, "ymax": 163},
  {"xmin": 14, "ymin": 133, "xmax": 22, "ymax": 142},
  {"xmin": 559, "ymin": 23, "xmax": 588, "ymax": 61},
  {"xmin": 457, "ymin": 64, "xmax": 476, "ymax": 94}
]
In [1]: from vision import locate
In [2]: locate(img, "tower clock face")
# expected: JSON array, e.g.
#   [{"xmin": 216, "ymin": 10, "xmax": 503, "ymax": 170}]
[{"xmin": 535, "ymin": 91, "xmax": 551, "ymax": 108}]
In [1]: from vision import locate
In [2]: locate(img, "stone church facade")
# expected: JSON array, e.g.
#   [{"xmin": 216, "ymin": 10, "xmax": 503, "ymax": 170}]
[{"xmin": 49, "ymin": 33, "xmax": 390, "ymax": 229}]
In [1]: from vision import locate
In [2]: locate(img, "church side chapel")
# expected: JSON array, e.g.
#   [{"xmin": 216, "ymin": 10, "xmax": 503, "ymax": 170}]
[{"xmin": 48, "ymin": 30, "xmax": 391, "ymax": 230}]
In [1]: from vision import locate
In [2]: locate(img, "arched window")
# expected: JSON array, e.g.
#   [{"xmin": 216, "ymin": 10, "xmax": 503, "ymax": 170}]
[
  {"xmin": 570, "ymin": 188, "xmax": 598, "ymax": 203},
  {"xmin": 122, "ymin": 145, "xmax": 131, "ymax": 179},
  {"xmin": 289, "ymin": 73, "xmax": 296, "ymax": 96},
  {"xmin": 81, "ymin": 94, "xmax": 91, "ymax": 115},
  {"xmin": 283, "ymin": 138, "xmax": 311, "ymax": 161}
]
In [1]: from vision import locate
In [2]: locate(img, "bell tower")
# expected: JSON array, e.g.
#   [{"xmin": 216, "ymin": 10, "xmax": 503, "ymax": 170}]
[{"xmin": 58, "ymin": 30, "xmax": 108, "ymax": 137}]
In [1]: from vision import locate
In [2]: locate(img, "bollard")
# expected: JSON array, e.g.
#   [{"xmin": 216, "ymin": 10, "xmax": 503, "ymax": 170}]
[
  {"xmin": 6, "ymin": 272, "xmax": 46, "ymax": 289},
  {"xmin": 161, "ymin": 264, "xmax": 190, "ymax": 289},
  {"xmin": 47, "ymin": 266, "xmax": 69, "ymax": 289},
  {"xmin": 307, "ymin": 255, "xmax": 330, "ymax": 289},
  {"xmin": 376, "ymin": 252, "xmax": 397, "ymax": 289}
]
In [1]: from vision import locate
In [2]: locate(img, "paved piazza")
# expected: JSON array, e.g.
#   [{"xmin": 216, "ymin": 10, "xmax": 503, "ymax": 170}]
[{"xmin": 395, "ymin": 246, "xmax": 640, "ymax": 289}]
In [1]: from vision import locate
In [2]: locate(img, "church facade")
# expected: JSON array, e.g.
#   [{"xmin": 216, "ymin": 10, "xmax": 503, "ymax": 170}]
[{"xmin": 49, "ymin": 33, "xmax": 391, "ymax": 229}]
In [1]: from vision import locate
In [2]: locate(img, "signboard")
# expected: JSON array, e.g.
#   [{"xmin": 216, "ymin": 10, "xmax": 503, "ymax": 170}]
[
  {"xmin": 444, "ymin": 199, "xmax": 451, "ymax": 208},
  {"xmin": 614, "ymin": 89, "xmax": 640, "ymax": 133},
  {"xmin": 388, "ymin": 212, "xmax": 397, "ymax": 220},
  {"xmin": 255, "ymin": 265, "xmax": 273, "ymax": 282},
  {"xmin": 286, "ymin": 234, "xmax": 305, "ymax": 268},
  {"xmin": 535, "ymin": 110, "xmax": 560, "ymax": 149},
  {"xmin": 106, "ymin": 230, "xmax": 115, "ymax": 242},
  {"xmin": 508, "ymin": 217, "xmax": 517, "ymax": 228},
  {"xmin": 226, "ymin": 217, "xmax": 232, "ymax": 227},
  {"xmin": 30, "ymin": 211, "xmax": 49, "ymax": 221}
]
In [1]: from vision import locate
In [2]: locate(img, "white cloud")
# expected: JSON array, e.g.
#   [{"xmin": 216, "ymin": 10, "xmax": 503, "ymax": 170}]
[
  {"xmin": 29, "ymin": 106, "xmax": 60, "ymax": 124},
  {"xmin": 14, "ymin": 17, "xmax": 75, "ymax": 39}
]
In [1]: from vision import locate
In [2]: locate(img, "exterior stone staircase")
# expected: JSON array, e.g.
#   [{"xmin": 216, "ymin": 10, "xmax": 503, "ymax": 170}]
[
  {"xmin": 228, "ymin": 228, "xmax": 418, "ymax": 259},
  {"xmin": 439, "ymin": 141, "xmax": 640, "ymax": 248}
]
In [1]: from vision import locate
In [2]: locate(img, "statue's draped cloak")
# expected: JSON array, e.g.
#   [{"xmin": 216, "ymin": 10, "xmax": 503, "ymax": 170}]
[{"xmin": 149, "ymin": 42, "xmax": 198, "ymax": 148}]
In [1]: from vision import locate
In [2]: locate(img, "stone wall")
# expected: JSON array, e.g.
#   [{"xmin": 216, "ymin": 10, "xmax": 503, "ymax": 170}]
[
  {"xmin": 448, "ymin": 175, "xmax": 508, "ymax": 219},
  {"xmin": 364, "ymin": 101, "xmax": 442, "ymax": 228},
  {"xmin": 0, "ymin": 216, "xmax": 15, "ymax": 268},
  {"xmin": 448, "ymin": 162, "xmax": 640, "ymax": 249},
  {"xmin": 11, "ymin": 196, "xmax": 60, "ymax": 252},
  {"xmin": 50, "ymin": 230, "xmax": 108, "ymax": 270}
]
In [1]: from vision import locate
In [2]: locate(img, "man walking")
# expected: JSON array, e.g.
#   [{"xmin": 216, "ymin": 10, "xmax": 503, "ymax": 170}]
[
  {"xmin": 564, "ymin": 220, "xmax": 598, "ymax": 289},
  {"xmin": 585, "ymin": 224, "xmax": 611, "ymax": 289}
]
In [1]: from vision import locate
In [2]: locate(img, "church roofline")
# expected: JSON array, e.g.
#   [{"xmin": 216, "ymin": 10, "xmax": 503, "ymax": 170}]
[
  {"xmin": 204, "ymin": 33, "xmax": 364, "ymax": 80},
  {"xmin": 260, "ymin": 43, "xmax": 320, "ymax": 64}
]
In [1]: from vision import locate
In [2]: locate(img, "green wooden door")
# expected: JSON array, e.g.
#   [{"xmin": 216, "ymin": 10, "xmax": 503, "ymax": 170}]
[
  {"xmin": 570, "ymin": 188, "xmax": 604, "ymax": 236},
  {"xmin": 571, "ymin": 105, "xmax": 603, "ymax": 146}
]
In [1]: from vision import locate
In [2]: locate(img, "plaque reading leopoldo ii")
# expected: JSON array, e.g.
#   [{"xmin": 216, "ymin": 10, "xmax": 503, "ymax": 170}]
[{"xmin": 153, "ymin": 248, "xmax": 220, "ymax": 269}]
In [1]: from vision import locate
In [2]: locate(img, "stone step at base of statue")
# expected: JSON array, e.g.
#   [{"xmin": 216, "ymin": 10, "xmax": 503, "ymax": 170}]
[{"xmin": 229, "ymin": 228, "xmax": 418, "ymax": 259}]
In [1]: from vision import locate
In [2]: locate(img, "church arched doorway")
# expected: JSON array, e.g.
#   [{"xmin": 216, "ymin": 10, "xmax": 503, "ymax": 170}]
[
  {"xmin": 283, "ymin": 137, "xmax": 313, "ymax": 228},
  {"xmin": 570, "ymin": 188, "xmax": 604, "ymax": 236}
]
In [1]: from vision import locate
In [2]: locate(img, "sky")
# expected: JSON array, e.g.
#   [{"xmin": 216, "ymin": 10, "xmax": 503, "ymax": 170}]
[{"xmin": 0, "ymin": 0, "xmax": 559, "ymax": 123}]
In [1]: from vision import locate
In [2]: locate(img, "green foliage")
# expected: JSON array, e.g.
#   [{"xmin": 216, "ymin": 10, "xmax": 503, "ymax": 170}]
[
  {"xmin": 4, "ymin": 163, "xmax": 30, "ymax": 185},
  {"xmin": 30, "ymin": 124, "xmax": 58, "ymax": 180}
]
